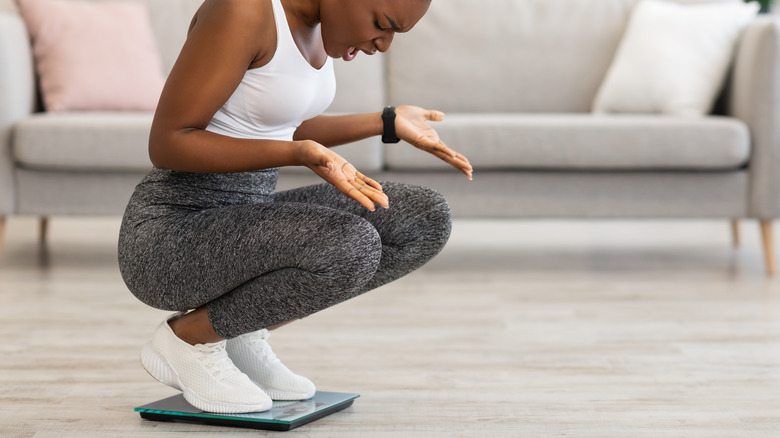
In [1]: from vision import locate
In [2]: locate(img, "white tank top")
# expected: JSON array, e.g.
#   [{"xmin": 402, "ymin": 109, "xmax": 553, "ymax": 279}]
[{"xmin": 205, "ymin": 0, "xmax": 336, "ymax": 141}]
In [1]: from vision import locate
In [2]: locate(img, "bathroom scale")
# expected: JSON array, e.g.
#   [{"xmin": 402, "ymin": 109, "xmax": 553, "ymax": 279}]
[{"xmin": 135, "ymin": 391, "xmax": 359, "ymax": 431}]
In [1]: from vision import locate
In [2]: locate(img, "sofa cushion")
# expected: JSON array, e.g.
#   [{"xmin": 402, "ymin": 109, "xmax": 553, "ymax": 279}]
[
  {"xmin": 144, "ymin": 0, "xmax": 205, "ymax": 75},
  {"xmin": 385, "ymin": 114, "xmax": 750, "ymax": 171},
  {"xmin": 13, "ymin": 112, "xmax": 154, "ymax": 171},
  {"xmin": 17, "ymin": 0, "xmax": 165, "ymax": 111},
  {"xmin": 593, "ymin": 0, "xmax": 758, "ymax": 116},
  {"xmin": 12, "ymin": 112, "xmax": 385, "ymax": 173},
  {"xmin": 388, "ymin": 0, "xmax": 742, "ymax": 113}
]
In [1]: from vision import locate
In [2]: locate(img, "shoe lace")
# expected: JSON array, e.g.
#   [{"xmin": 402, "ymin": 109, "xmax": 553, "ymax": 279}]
[
  {"xmin": 195, "ymin": 341, "xmax": 242, "ymax": 380},
  {"xmin": 243, "ymin": 329, "xmax": 281, "ymax": 365}
]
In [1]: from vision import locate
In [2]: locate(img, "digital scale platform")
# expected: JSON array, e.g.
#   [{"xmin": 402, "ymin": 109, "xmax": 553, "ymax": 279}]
[{"xmin": 135, "ymin": 391, "xmax": 359, "ymax": 431}]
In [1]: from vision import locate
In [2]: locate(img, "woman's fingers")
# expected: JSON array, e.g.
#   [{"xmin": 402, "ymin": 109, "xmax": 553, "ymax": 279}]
[
  {"xmin": 306, "ymin": 144, "xmax": 390, "ymax": 209},
  {"xmin": 433, "ymin": 148, "xmax": 472, "ymax": 169},
  {"xmin": 426, "ymin": 109, "xmax": 445, "ymax": 122},
  {"xmin": 433, "ymin": 149, "xmax": 473, "ymax": 179},
  {"xmin": 419, "ymin": 137, "xmax": 473, "ymax": 179},
  {"xmin": 356, "ymin": 172, "xmax": 384, "ymax": 192},
  {"xmin": 396, "ymin": 106, "xmax": 472, "ymax": 179},
  {"xmin": 417, "ymin": 135, "xmax": 456, "ymax": 159},
  {"xmin": 327, "ymin": 167, "xmax": 388, "ymax": 210},
  {"xmin": 334, "ymin": 178, "xmax": 376, "ymax": 211},
  {"xmin": 407, "ymin": 133, "xmax": 473, "ymax": 179},
  {"xmin": 351, "ymin": 177, "xmax": 389, "ymax": 209}
]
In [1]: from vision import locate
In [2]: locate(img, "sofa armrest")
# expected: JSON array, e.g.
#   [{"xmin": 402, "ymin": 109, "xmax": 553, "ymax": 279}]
[
  {"xmin": 0, "ymin": 12, "xmax": 36, "ymax": 215},
  {"xmin": 730, "ymin": 16, "xmax": 780, "ymax": 219}
]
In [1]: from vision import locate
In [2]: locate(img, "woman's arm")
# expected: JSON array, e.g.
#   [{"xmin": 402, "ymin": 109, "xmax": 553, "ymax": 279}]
[
  {"xmin": 295, "ymin": 106, "xmax": 473, "ymax": 179},
  {"xmin": 293, "ymin": 112, "xmax": 383, "ymax": 147},
  {"xmin": 149, "ymin": 0, "xmax": 304, "ymax": 173}
]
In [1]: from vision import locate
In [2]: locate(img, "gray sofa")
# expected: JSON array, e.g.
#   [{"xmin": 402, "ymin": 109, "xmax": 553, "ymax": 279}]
[{"xmin": 0, "ymin": 0, "xmax": 778, "ymax": 274}]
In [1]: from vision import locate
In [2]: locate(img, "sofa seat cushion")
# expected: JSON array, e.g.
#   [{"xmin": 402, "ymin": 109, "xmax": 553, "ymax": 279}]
[
  {"xmin": 385, "ymin": 114, "xmax": 750, "ymax": 171},
  {"xmin": 13, "ymin": 112, "xmax": 154, "ymax": 171}
]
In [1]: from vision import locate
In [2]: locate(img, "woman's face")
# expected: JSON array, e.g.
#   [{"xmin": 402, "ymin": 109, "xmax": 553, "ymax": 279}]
[{"xmin": 319, "ymin": 0, "xmax": 430, "ymax": 61}]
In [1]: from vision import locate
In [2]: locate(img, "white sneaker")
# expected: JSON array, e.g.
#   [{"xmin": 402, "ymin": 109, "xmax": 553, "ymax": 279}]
[
  {"xmin": 140, "ymin": 315, "xmax": 273, "ymax": 413},
  {"xmin": 226, "ymin": 329, "xmax": 316, "ymax": 400}
]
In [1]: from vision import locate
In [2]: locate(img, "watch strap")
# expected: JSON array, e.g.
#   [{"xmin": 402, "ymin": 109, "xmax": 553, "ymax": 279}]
[{"xmin": 381, "ymin": 106, "xmax": 400, "ymax": 144}]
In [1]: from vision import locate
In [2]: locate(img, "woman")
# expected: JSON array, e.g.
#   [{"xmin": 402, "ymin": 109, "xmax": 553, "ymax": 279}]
[{"xmin": 118, "ymin": 0, "xmax": 472, "ymax": 414}]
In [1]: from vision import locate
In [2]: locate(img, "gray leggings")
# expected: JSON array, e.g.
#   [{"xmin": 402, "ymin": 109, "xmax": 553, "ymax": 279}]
[{"xmin": 118, "ymin": 168, "xmax": 451, "ymax": 338}]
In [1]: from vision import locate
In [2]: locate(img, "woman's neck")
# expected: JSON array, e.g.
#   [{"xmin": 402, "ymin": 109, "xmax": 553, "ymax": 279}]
[{"xmin": 281, "ymin": 0, "xmax": 321, "ymax": 29}]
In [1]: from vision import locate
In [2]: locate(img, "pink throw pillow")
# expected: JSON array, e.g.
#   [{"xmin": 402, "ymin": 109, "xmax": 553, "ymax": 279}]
[{"xmin": 17, "ymin": 0, "xmax": 165, "ymax": 112}]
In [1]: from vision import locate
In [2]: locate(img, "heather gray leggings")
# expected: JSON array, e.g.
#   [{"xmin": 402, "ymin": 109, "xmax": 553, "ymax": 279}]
[{"xmin": 118, "ymin": 168, "xmax": 451, "ymax": 338}]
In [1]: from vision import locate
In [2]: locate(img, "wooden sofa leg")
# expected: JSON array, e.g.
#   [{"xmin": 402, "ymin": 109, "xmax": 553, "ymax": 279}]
[
  {"xmin": 761, "ymin": 220, "xmax": 776, "ymax": 276},
  {"xmin": 731, "ymin": 219, "xmax": 740, "ymax": 247},
  {"xmin": 39, "ymin": 216, "xmax": 48, "ymax": 247}
]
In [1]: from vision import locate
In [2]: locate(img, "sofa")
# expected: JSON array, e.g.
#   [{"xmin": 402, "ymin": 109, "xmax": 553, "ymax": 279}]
[{"xmin": 0, "ymin": 0, "xmax": 778, "ymax": 274}]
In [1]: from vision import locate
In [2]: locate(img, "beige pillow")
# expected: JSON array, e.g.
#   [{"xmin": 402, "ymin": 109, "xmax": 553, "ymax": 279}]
[{"xmin": 593, "ymin": 0, "xmax": 759, "ymax": 116}]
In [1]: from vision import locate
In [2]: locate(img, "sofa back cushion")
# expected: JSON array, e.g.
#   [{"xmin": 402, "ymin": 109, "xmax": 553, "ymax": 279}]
[
  {"xmin": 143, "ymin": 0, "xmax": 202, "ymax": 75},
  {"xmin": 388, "ymin": 0, "xmax": 741, "ymax": 113}
]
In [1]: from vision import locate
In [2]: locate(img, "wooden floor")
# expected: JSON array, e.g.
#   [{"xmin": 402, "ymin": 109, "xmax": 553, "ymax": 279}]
[{"xmin": 1, "ymin": 216, "xmax": 779, "ymax": 437}]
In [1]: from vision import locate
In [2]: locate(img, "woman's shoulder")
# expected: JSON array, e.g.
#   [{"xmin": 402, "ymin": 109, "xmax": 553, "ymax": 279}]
[
  {"xmin": 188, "ymin": 0, "xmax": 275, "ymax": 39},
  {"xmin": 186, "ymin": 0, "xmax": 276, "ymax": 67}
]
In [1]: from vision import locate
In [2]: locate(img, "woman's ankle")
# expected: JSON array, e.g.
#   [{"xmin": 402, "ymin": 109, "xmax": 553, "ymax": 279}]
[{"xmin": 169, "ymin": 308, "xmax": 224, "ymax": 345}]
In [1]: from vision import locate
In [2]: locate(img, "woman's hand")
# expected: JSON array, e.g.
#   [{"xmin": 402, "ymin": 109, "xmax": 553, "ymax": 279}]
[
  {"xmin": 297, "ymin": 140, "xmax": 389, "ymax": 211},
  {"xmin": 394, "ymin": 105, "xmax": 473, "ymax": 180}
]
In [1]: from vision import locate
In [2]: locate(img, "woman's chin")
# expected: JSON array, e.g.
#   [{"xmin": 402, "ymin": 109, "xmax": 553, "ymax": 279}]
[{"xmin": 342, "ymin": 47, "xmax": 358, "ymax": 61}]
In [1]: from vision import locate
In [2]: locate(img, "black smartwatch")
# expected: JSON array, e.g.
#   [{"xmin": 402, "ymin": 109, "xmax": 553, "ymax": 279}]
[{"xmin": 381, "ymin": 106, "xmax": 400, "ymax": 144}]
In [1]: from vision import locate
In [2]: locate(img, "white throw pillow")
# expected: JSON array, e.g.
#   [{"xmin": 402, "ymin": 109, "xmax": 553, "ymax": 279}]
[{"xmin": 592, "ymin": 0, "xmax": 758, "ymax": 116}]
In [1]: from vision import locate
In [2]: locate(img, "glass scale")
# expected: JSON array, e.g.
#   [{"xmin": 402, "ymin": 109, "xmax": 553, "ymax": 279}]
[{"xmin": 135, "ymin": 391, "xmax": 359, "ymax": 431}]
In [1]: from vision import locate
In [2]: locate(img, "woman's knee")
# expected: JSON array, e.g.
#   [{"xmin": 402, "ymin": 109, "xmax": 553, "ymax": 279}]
[
  {"xmin": 306, "ymin": 215, "xmax": 383, "ymax": 289},
  {"xmin": 389, "ymin": 183, "xmax": 453, "ymax": 249},
  {"xmin": 419, "ymin": 186, "xmax": 452, "ymax": 237}
]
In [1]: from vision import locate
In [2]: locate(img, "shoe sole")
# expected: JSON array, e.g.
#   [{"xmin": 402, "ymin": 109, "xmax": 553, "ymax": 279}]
[
  {"xmin": 262, "ymin": 386, "xmax": 316, "ymax": 401},
  {"xmin": 141, "ymin": 341, "xmax": 272, "ymax": 414}
]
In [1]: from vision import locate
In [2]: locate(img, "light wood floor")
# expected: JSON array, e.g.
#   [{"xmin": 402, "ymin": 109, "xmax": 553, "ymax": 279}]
[{"xmin": 1, "ymin": 216, "xmax": 779, "ymax": 437}]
